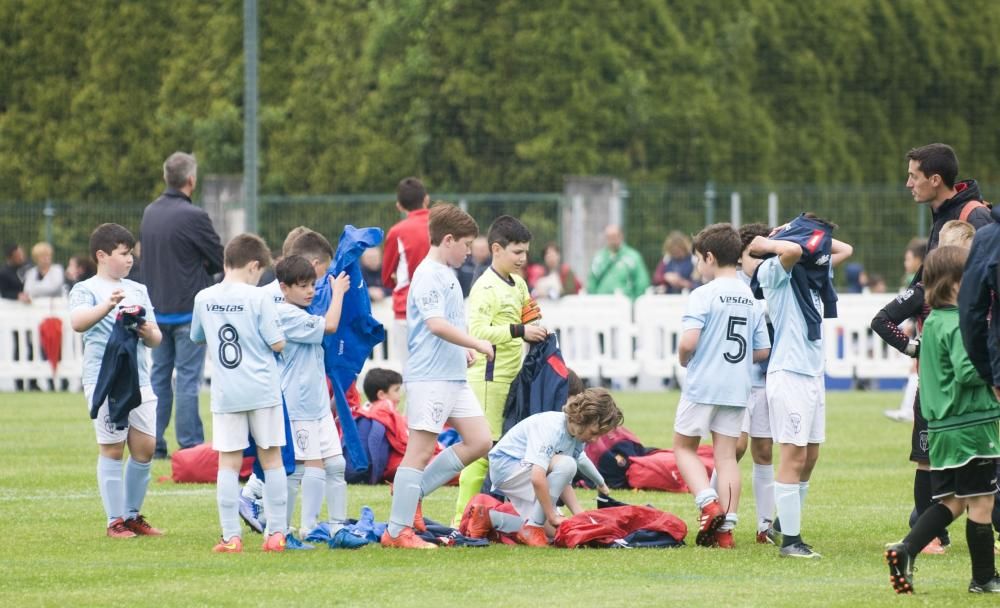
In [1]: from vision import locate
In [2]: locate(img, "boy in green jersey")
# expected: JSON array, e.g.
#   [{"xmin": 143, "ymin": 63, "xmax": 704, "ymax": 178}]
[{"xmin": 452, "ymin": 216, "xmax": 548, "ymax": 525}]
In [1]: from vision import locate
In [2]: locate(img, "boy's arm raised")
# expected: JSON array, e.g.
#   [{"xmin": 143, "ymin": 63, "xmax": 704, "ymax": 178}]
[
  {"xmin": 830, "ymin": 238, "xmax": 853, "ymax": 267},
  {"xmin": 70, "ymin": 288, "xmax": 124, "ymax": 333},
  {"xmin": 324, "ymin": 272, "xmax": 351, "ymax": 334},
  {"xmin": 748, "ymin": 236, "xmax": 802, "ymax": 273}
]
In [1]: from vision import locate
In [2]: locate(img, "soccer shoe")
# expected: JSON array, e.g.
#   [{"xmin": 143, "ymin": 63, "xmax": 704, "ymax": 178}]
[
  {"xmin": 883, "ymin": 408, "xmax": 913, "ymax": 422},
  {"xmin": 329, "ymin": 528, "xmax": 370, "ymax": 549},
  {"xmin": 757, "ymin": 520, "xmax": 779, "ymax": 545},
  {"xmin": 238, "ymin": 496, "xmax": 265, "ymax": 534},
  {"xmin": 516, "ymin": 524, "xmax": 549, "ymax": 547},
  {"xmin": 123, "ymin": 514, "xmax": 164, "ymax": 536},
  {"xmin": 696, "ymin": 500, "xmax": 725, "ymax": 547},
  {"xmin": 714, "ymin": 530, "xmax": 735, "ymax": 549},
  {"xmin": 106, "ymin": 518, "xmax": 137, "ymax": 539},
  {"xmin": 380, "ymin": 527, "xmax": 437, "ymax": 549},
  {"xmin": 884, "ymin": 542, "xmax": 914, "ymax": 593},
  {"xmin": 464, "ymin": 504, "xmax": 494, "ymax": 539},
  {"xmin": 285, "ymin": 533, "xmax": 315, "ymax": 550},
  {"xmin": 262, "ymin": 531, "xmax": 287, "ymax": 552},
  {"xmin": 303, "ymin": 522, "xmax": 333, "ymax": 544},
  {"xmin": 920, "ymin": 537, "xmax": 946, "ymax": 555},
  {"xmin": 968, "ymin": 573, "xmax": 1000, "ymax": 593},
  {"xmin": 212, "ymin": 536, "xmax": 243, "ymax": 553},
  {"xmin": 779, "ymin": 541, "xmax": 822, "ymax": 559}
]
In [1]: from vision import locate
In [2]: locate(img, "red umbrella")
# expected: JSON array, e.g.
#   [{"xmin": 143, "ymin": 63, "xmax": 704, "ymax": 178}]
[{"xmin": 39, "ymin": 317, "xmax": 62, "ymax": 373}]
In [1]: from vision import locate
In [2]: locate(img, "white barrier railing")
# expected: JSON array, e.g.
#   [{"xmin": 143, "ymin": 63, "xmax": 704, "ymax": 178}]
[{"xmin": 0, "ymin": 293, "xmax": 913, "ymax": 392}]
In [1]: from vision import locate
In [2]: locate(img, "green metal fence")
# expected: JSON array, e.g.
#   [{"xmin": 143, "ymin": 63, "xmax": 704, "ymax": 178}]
[{"xmin": 0, "ymin": 184, "xmax": 955, "ymax": 291}]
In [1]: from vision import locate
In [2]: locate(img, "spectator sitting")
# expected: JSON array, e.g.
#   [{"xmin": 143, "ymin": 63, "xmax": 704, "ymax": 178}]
[
  {"xmin": 587, "ymin": 224, "xmax": 650, "ymax": 300},
  {"xmin": 23, "ymin": 241, "xmax": 65, "ymax": 299},
  {"xmin": 456, "ymin": 235, "xmax": 491, "ymax": 297},
  {"xmin": 845, "ymin": 262, "xmax": 867, "ymax": 294},
  {"xmin": 652, "ymin": 231, "xmax": 698, "ymax": 294},
  {"xmin": 0, "ymin": 243, "xmax": 29, "ymax": 302},
  {"xmin": 65, "ymin": 254, "xmax": 96, "ymax": 292},
  {"xmin": 530, "ymin": 242, "xmax": 580, "ymax": 300},
  {"xmin": 361, "ymin": 246, "xmax": 390, "ymax": 302},
  {"xmin": 868, "ymin": 273, "xmax": 887, "ymax": 294}
]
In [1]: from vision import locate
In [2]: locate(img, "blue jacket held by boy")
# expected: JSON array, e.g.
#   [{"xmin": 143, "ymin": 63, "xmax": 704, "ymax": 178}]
[
  {"xmin": 91, "ymin": 305, "xmax": 146, "ymax": 429},
  {"xmin": 751, "ymin": 213, "xmax": 838, "ymax": 340},
  {"xmin": 309, "ymin": 225, "xmax": 387, "ymax": 471},
  {"xmin": 501, "ymin": 333, "xmax": 570, "ymax": 435}
]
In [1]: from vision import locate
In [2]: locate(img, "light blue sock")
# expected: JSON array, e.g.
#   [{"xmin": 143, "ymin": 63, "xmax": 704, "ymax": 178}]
[
  {"xmin": 489, "ymin": 510, "xmax": 524, "ymax": 533},
  {"xmin": 694, "ymin": 488, "xmax": 719, "ymax": 510},
  {"xmin": 123, "ymin": 458, "xmax": 151, "ymax": 520},
  {"xmin": 97, "ymin": 455, "xmax": 124, "ymax": 525},
  {"xmin": 419, "ymin": 447, "xmax": 465, "ymax": 496},
  {"xmin": 285, "ymin": 464, "xmax": 303, "ymax": 530},
  {"xmin": 300, "ymin": 467, "xmax": 325, "ymax": 532},
  {"xmin": 324, "ymin": 455, "xmax": 347, "ymax": 529},
  {"xmin": 388, "ymin": 467, "xmax": 423, "ymax": 538},
  {"xmin": 216, "ymin": 469, "xmax": 241, "ymax": 541},
  {"xmin": 528, "ymin": 456, "xmax": 577, "ymax": 525},
  {"xmin": 774, "ymin": 481, "xmax": 801, "ymax": 537},
  {"xmin": 720, "ymin": 513, "xmax": 738, "ymax": 532},
  {"xmin": 263, "ymin": 467, "xmax": 288, "ymax": 536},
  {"xmin": 798, "ymin": 480, "xmax": 810, "ymax": 507}
]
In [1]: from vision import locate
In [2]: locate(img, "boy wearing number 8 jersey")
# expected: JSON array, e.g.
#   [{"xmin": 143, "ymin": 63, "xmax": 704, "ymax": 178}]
[
  {"xmin": 674, "ymin": 224, "xmax": 771, "ymax": 549},
  {"xmin": 191, "ymin": 234, "xmax": 289, "ymax": 553}
]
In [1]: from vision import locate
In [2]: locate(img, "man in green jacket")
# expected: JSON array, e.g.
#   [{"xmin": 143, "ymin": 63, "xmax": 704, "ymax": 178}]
[{"xmin": 587, "ymin": 225, "xmax": 650, "ymax": 300}]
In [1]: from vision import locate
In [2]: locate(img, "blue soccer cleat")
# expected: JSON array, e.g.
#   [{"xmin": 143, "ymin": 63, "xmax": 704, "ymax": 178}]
[
  {"xmin": 303, "ymin": 522, "xmax": 333, "ymax": 544},
  {"xmin": 285, "ymin": 533, "xmax": 316, "ymax": 551},
  {"xmin": 238, "ymin": 496, "xmax": 264, "ymax": 534},
  {"xmin": 329, "ymin": 528, "xmax": 370, "ymax": 549}
]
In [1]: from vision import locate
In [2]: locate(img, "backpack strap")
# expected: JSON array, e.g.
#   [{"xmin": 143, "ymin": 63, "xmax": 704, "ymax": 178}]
[{"xmin": 959, "ymin": 200, "xmax": 988, "ymax": 222}]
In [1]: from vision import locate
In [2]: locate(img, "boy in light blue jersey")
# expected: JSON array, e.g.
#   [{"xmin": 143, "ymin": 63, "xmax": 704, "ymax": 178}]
[
  {"xmin": 467, "ymin": 389, "xmax": 620, "ymax": 546},
  {"xmin": 749, "ymin": 214, "xmax": 852, "ymax": 558},
  {"xmin": 69, "ymin": 223, "xmax": 164, "ymax": 538},
  {"xmin": 191, "ymin": 233, "xmax": 289, "ymax": 554},
  {"xmin": 381, "ymin": 203, "xmax": 495, "ymax": 549},
  {"xmin": 273, "ymin": 254, "xmax": 365, "ymax": 549},
  {"xmin": 674, "ymin": 223, "xmax": 770, "ymax": 548}
]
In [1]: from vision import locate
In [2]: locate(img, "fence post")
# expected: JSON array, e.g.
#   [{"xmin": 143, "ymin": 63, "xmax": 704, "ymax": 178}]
[
  {"xmin": 704, "ymin": 181, "xmax": 716, "ymax": 225},
  {"xmin": 242, "ymin": 0, "xmax": 259, "ymax": 234},
  {"xmin": 730, "ymin": 191, "xmax": 741, "ymax": 227},
  {"xmin": 43, "ymin": 200, "xmax": 54, "ymax": 246},
  {"xmin": 768, "ymin": 191, "xmax": 779, "ymax": 227}
]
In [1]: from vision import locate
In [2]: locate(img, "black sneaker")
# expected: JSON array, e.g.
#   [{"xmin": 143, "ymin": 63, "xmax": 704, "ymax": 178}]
[
  {"xmin": 885, "ymin": 542, "xmax": 914, "ymax": 594},
  {"xmin": 779, "ymin": 541, "xmax": 821, "ymax": 559},
  {"xmin": 968, "ymin": 573, "xmax": 1000, "ymax": 593}
]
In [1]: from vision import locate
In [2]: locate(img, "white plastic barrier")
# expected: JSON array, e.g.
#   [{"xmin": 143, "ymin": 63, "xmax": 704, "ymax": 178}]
[{"xmin": 0, "ymin": 293, "xmax": 914, "ymax": 392}]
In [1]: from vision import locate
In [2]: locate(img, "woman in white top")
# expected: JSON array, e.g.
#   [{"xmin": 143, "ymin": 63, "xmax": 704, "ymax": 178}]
[{"xmin": 23, "ymin": 242, "xmax": 65, "ymax": 299}]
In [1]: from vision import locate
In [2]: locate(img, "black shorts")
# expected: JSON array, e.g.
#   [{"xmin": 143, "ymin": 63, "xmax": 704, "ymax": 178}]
[
  {"xmin": 909, "ymin": 390, "xmax": 929, "ymax": 463},
  {"xmin": 931, "ymin": 458, "xmax": 1000, "ymax": 499}
]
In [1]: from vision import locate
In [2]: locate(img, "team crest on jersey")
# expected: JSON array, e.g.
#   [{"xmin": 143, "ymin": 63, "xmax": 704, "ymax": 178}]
[
  {"xmin": 789, "ymin": 413, "xmax": 802, "ymax": 434},
  {"xmin": 296, "ymin": 429, "xmax": 310, "ymax": 450},
  {"xmin": 538, "ymin": 445, "xmax": 555, "ymax": 459},
  {"xmin": 814, "ymin": 254, "xmax": 831, "ymax": 266},
  {"xmin": 919, "ymin": 430, "xmax": 928, "ymax": 453},
  {"xmin": 420, "ymin": 290, "xmax": 441, "ymax": 309},
  {"xmin": 896, "ymin": 288, "xmax": 914, "ymax": 304}
]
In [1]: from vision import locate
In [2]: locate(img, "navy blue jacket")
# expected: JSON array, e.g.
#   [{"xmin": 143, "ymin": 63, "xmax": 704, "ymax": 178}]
[
  {"xmin": 501, "ymin": 334, "xmax": 570, "ymax": 435},
  {"xmin": 751, "ymin": 214, "xmax": 838, "ymax": 340},
  {"xmin": 308, "ymin": 225, "xmax": 386, "ymax": 471},
  {"xmin": 959, "ymin": 205, "xmax": 1000, "ymax": 385},
  {"xmin": 91, "ymin": 306, "xmax": 146, "ymax": 429}
]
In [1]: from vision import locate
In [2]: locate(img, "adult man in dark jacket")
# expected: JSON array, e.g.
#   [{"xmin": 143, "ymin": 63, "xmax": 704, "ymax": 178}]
[{"xmin": 140, "ymin": 152, "xmax": 224, "ymax": 458}]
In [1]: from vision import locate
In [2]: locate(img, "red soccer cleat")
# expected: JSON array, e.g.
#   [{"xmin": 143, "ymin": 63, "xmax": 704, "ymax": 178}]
[
  {"xmin": 380, "ymin": 528, "xmax": 437, "ymax": 549},
  {"xmin": 715, "ymin": 530, "xmax": 735, "ymax": 549},
  {"xmin": 106, "ymin": 518, "xmax": 137, "ymax": 539},
  {"xmin": 212, "ymin": 536, "xmax": 243, "ymax": 553},
  {"xmin": 696, "ymin": 500, "xmax": 725, "ymax": 547},
  {"xmin": 262, "ymin": 531, "xmax": 286, "ymax": 552},
  {"xmin": 123, "ymin": 514, "xmax": 164, "ymax": 536},
  {"xmin": 464, "ymin": 504, "xmax": 494, "ymax": 539},
  {"xmin": 515, "ymin": 524, "xmax": 549, "ymax": 547}
]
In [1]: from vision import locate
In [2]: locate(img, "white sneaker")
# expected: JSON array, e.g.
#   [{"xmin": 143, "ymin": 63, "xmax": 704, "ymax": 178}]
[{"xmin": 884, "ymin": 409, "xmax": 913, "ymax": 422}]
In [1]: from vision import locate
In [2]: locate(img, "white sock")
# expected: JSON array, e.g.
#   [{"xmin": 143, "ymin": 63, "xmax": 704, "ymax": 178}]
[
  {"xmin": 388, "ymin": 467, "xmax": 423, "ymax": 538},
  {"xmin": 798, "ymin": 480, "xmax": 810, "ymax": 507},
  {"xmin": 285, "ymin": 464, "xmax": 303, "ymax": 530},
  {"xmin": 263, "ymin": 467, "xmax": 288, "ymax": 536},
  {"xmin": 325, "ymin": 456, "xmax": 347, "ymax": 531},
  {"xmin": 419, "ymin": 447, "xmax": 465, "ymax": 496},
  {"xmin": 719, "ymin": 513, "xmax": 738, "ymax": 532},
  {"xmin": 217, "ymin": 469, "xmax": 241, "ymax": 541},
  {"xmin": 97, "ymin": 455, "xmax": 124, "ymax": 525},
  {"xmin": 694, "ymin": 488, "xmax": 719, "ymax": 510},
  {"xmin": 752, "ymin": 463, "xmax": 775, "ymax": 531},
  {"xmin": 300, "ymin": 467, "xmax": 325, "ymax": 533},
  {"xmin": 123, "ymin": 458, "xmax": 151, "ymax": 520},
  {"xmin": 774, "ymin": 482, "xmax": 801, "ymax": 537},
  {"xmin": 489, "ymin": 510, "xmax": 524, "ymax": 533}
]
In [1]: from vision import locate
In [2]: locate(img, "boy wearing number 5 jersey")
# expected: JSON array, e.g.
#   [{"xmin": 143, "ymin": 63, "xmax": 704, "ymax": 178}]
[
  {"xmin": 674, "ymin": 224, "xmax": 770, "ymax": 549},
  {"xmin": 191, "ymin": 234, "xmax": 289, "ymax": 553}
]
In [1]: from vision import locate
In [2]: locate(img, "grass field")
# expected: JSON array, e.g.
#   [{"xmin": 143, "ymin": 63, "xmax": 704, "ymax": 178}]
[{"xmin": 0, "ymin": 390, "xmax": 991, "ymax": 607}]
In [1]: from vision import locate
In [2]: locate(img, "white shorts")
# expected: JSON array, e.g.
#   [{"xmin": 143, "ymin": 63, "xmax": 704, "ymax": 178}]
[
  {"xmin": 742, "ymin": 387, "xmax": 772, "ymax": 439},
  {"xmin": 766, "ymin": 370, "xmax": 825, "ymax": 446},
  {"xmin": 493, "ymin": 463, "xmax": 538, "ymax": 519},
  {"xmin": 212, "ymin": 405, "xmax": 286, "ymax": 453},
  {"xmin": 404, "ymin": 380, "xmax": 484, "ymax": 433},
  {"xmin": 674, "ymin": 396, "xmax": 745, "ymax": 439},
  {"xmin": 291, "ymin": 411, "xmax": 342, "ymax": 461},
  {"xmin": 84, "ymin": 384, "xmax": 156, "ymax": 445}
]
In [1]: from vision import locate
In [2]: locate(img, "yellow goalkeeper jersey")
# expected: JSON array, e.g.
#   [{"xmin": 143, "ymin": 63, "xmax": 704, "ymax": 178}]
[{"xmin": 467, "ymin": 267, "xmax": 531, "ymax": 384}]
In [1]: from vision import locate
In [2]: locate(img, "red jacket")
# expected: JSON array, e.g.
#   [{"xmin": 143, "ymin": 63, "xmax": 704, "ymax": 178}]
[
  {"xmin": 382, "ymin": 208, "xmax": 430, "ymax": 319},
  {"xmin": 350, "ymin": 399, "xmax": 409, "ymax": 481},
  {"xmin": 554, "ymin": 505, "xmax": 688, "ymax": 548}
]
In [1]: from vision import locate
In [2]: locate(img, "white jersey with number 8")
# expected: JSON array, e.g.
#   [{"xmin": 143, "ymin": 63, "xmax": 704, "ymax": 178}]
[{"xmin": 191, "ymin": 281, "xmax": 285, "ymax": 414}]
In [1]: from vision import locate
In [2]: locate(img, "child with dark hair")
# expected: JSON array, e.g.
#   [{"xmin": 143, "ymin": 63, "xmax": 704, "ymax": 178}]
[
  {"xmin": 362, "ymin": 368, "xmax": 403, "ymax": 405},
  {"xmin": 886, "ymin": 246, "xmax": 1000, "ymax": 594}
]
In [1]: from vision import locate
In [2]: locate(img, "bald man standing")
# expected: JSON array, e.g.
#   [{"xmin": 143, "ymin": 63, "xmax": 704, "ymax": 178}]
[{"xmin": 586, "ymin": 225, "xmax": 650, "ymax": 300}]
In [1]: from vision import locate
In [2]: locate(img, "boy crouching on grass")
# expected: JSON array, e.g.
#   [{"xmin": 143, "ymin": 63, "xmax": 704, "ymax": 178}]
[
  {"xmin": 886, "ymin": 246, "xmax": 1000, "ymax": 594},
  {"xmin": 465, "ymin": 387, "xmax": 620, "ymax": 546},
  {"xmin": 70, "ymin": 223, "xmax": 163, "ymax": 538},
  {"xmin": 674, "ymin": 223, "xmax": 771, "ymax": 549},
  {"xmin": 191, "ymin": 234, "xmax": 289, "ymax": 553}
]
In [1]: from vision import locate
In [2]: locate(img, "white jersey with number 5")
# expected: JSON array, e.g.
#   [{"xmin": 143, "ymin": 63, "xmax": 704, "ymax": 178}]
[
  {"xmin": 681, "ymin": 276, "xmax": 769, "ymax": 407},
  {"xmin": 191, "ymin": 281, "xmax": 285, "ymax": 414}
]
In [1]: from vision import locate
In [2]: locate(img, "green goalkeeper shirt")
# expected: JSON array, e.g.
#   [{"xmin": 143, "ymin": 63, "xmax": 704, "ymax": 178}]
[
  {"xmin": 467, "ymin": 267, "xmax": 531, "ymax": 384},
  {"xmin": 918, "ymin": 306, "xmax": 1000, "ymax": 469}
]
